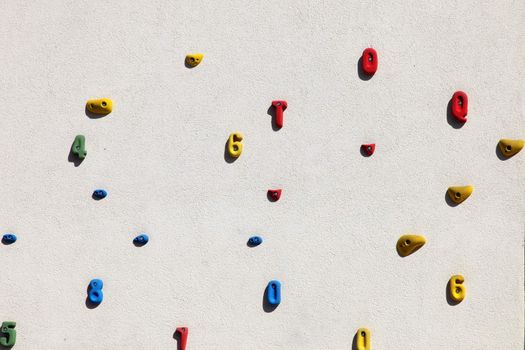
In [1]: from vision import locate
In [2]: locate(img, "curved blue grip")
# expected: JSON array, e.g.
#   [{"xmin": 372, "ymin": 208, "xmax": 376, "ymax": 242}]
[
  {"xmin": 266, "ymin": 280, "xmax": 281, "ymax": 305},
  {"xmin": 88, "ymin": 279, "xmax": 104, "ymax": 304},
  {"xmin": 133, "ymin": 234, "xmax": 149, "ymax": 245},
  {"xmin": 2, "ymin": 234, "xmax": 17, "ymax": 244},
  {"xmin": 92, "ymin": 189, "xmax": 108, "ymax": 199},
  {"xmin": 247, "ymin": 235, "xmax": 262, "ymax": 247}
]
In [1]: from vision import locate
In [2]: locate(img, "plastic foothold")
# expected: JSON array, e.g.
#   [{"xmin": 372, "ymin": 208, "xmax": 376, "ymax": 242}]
[
  {"xmin": 133, "ymin": 234, "xmax": 149, "ymax": 246},
  {"xmin": 175, "ymin": 327, "xmax": 188, "ymax": 350},
  {"xmin": 271, "ymin": 100, "xmax": 287, "ymax": 129},
  {"xmin": 447, "ymin": 185, "xmax": 473, "ymax": 204},
  {"xmin": 268, "ymin": 189, "xmax": 282, "ymax": 202},
  {"xmin": 266, "ymin": 280, "xmax": 281, "ymax": 305},
  {"xmin": 0, "ymin": 321, "xmax": 16, "ymax": 347},
  {"xmin": 72, "ymin": 135, "xmax": 87, "ymax": 159},
  {"xmin": 449, "ymin": 274, "xmax": 465, "ymax": 303},
  {"xmin": 396, "ymin": 234, "xmax": 426, "ymax": 257},
  {"xmin": 451, "ymin": 91, "xmax": 468, "ymax": 123},
  {"xmin": 361, "ymin": 48, "xmax": 378, "ymax": 75},
  {"xmin": 247, "ymin": 235, "xmax": 262, "ymax": 247},
  {"xmin": 186, "ymin": 53, "xmax": 204, "ymax": 67},
  {"xmin": 498, "ymin": 139, "xmax": 524, "ymax": 158},
  {"xmin": 2, "ymin": 234, "xmax": 17, "ymax": 245},
  {"xmin": 356, "ymin": 328, "xmax": 370, "ymax": 350},
  {"xmin": 86, "ymin": 98, "xmax": 113, "ymax": 115},
  {"xmin": 88, "ymin": 278, "xmax": 104, "ymax": 304},
  {"xmin": 227, "ymin": 132, "xmax": 243, "ymax": 158},
  {"xmin": 361, "ymin": 143, "xmax": 375, "ymax": 156},
  {"xmin": 92, "ymin": 189, "xmax": 107, "ymax": 199}
]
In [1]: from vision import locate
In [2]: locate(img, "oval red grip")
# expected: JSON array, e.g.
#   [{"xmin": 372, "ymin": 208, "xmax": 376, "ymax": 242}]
[
  {"xmin": 361, "ymin": 48, "xmax": 378, "ymax": 75},
  {"xmin": 451, "ymin": 91, "xmax": 468, "ymax": 123}
]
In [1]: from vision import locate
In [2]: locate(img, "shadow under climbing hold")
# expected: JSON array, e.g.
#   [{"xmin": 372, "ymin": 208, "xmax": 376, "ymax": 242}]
[
  {"xmin": 227, "ymin": 132, "xmax": 243, "ymax": 158},
  {"xmin": 72, "ymin": 135, "xmax": 87, "ymax": 160},
  {"xmin": 268, "ymin": 189, "xmax": 282, "ymax": 202},
  {"xmin": 185, "ymin": 53, "xmax": 203, "ymax": 67},
  {"xmin": 86, "ymin": 98, "xmax": 113, "ymax": 115},
  {"xmin": 447, "ymin": 185, "xmax": 473, "ymax": 204},
  {"xmin": 451, "ymin": 91, "xmax": 468, "ymax": 123},
  {"xmin": 449, "ymin": 274, "xmax": 465, "ymax": 303},
  {"xmin": 0, "ymin": 321, "xmax": 16, "ymax": 347},
  {"xmin": 361, "ymin": 143, "xmax": 375, "ymax": 156},
  {"xmin": 356, "ymin": 327, "xmax": 370, "ymax": 350},
  {"xmin": 2, "ymin": 234, "xmax": 17, "ymax": 245},
  {"xmin": 88, "ymin": 279, "xmax": 104, "ymax": 304},
  {"xmin": 92, "ymin": 189, "xmax": 107, "ymax": 200},
  {"xmin": 361, "ymin": 48, "xmax": 378, "ymax": 75},
  {"xmin": 498, "ymin": 139, "xmax": 524, "ymax": 158},
  {"xmin": 396, "ymin": 234, "xmax": 425, "ymax": 257},
  {"xmin": 266, "ymin": 280, "xmax": 281, "ymax": 305},
  {"xmin": 271, "ymin": 100, "xmax": 287, "ymax": 129},
  {"xmin": 133, "ymin": 234, "xmax": 149, "ymax": 246},
  {"xmin": 175, "ymin": 327, "xmax": 188, "ymax": 350},
  {"xmin": 247, "ymin": 235, "xmax": 262, "ymax": 247}
]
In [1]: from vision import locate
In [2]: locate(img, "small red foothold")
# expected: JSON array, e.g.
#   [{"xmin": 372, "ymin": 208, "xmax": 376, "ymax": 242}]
[
  {"xmin": 271, "ymin": 100, "xmax": 287, "ymax": 129},
  {"xmin": 361, "ymin": 144, "xmax": 375, "ymax": 156},
  {"xmin": 268, "ymin": 189, "xmax": 282, "ymax": 201},
  {"xmin": 451, "ymin": 91, "xmax": 468, "ymax": 123},
  {"xmin": 361, "ymin": 48, "xmax": 378, "ymax": 75},
  {"xmin": 175, "ymin": 327, "xmax": 188, "ymax": 350}
]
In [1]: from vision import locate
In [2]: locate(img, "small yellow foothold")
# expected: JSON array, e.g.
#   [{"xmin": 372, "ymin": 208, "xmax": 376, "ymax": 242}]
[
  {"xmin": 449, "ymin": 274, "xmax": 466, "ymax": 303},
  {"xmin": 185, "ymin": 53, "xmax": 204, "ymax": 67},
  {"xmin": 86, "ymin": 98, "xmax": 113, "ymax": 115},
  {"xmin": 397, "ymin": 234, "xmax": 426, "ymax": 257},
  {"xmin": 498, "ymin": 139, "xmax": 524, "ymax": 158},
  {"xmin": 447, "ymin": 185, "xmax": 473, "ymax": 204},
  {"xmin": 356, "ymin": 328, "xmax": 370, "ymax": 350},
  {"xmin": 227, "ymin": 132, "xmax": 243, "ymax": 158}
]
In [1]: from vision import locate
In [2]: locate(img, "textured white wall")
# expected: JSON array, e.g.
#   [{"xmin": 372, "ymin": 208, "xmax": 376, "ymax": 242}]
[{"xmin": 0, "ymin": 1, "xmax": 523, "ymax": 349}]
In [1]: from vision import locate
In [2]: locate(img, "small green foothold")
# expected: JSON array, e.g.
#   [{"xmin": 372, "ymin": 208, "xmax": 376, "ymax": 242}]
[
  {"xmin": 0, "ymin": 321, "xmax": 16, "ymax": 347},
  {"xmin": 72, "ymin": 135, "xmax": 87, "ymax": 159}
]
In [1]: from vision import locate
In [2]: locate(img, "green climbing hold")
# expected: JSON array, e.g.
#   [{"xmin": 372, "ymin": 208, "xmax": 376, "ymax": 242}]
[
  {"xmin": 0, "ymin": 321, "xmax": 16, "ymax": 347},
  {"xmin": 72, "ymin": 135, "xmax": 87, "ymax": 160}
]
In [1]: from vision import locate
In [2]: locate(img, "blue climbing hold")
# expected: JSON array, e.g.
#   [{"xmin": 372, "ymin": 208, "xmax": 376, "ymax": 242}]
[
  {"xmin": 247, "ymin": 235, "xmax": 263, "ymax": 247},
  {"xmin": 133, "ymin": 234, "xmax": 149, "ymax": 246},
  {"xmin": 2, "ymin": 234, "xmax": 17, "ymax": 244},
  {"xmin": 266, "ymin": 280, "xmax": 281, "ymax": 305},
  {"xmin": 92, "ymin": 189, "xmax": 107, "ymax": 199},
  {"xmin": 88, "ymin": 279, "xmax": 104, "ymax": 304}
]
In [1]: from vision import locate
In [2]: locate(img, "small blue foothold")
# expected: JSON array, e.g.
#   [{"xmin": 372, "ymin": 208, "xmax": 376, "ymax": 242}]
[
  {"xmin": 2, "ymin": 234, "xmax": 17, "ymax": 244},
  {"xmin": 88, "ymin": 278, "xmax": 104, "ymax": 304},
  {"xmin": 247, "ymin": 235, "xmax": 263, "ymax": 247},
  {"xmin": 92, "ymin": 189, "xmax": 107, "ymax": 200},
  {"xmin": 133, "ymin": 234, "xmax": 149, "ymax": 246},
  {"xmin": 266, "ymin": 280, "xmax": 281, "ymax": 306}
]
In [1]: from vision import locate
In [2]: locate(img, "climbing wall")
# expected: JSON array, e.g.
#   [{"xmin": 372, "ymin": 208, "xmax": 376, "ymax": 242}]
[{"xmin": 0, "ymin": 1, "xmax": 524, "ymax": 349}]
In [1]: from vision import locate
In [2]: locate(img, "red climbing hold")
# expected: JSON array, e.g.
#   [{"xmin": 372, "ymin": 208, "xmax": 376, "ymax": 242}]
[
  {"xmin": 361, "ymin": 48, "xmax": 378, "ymax": 75},
  {"xmin": 361, "ymin": 144, "xmax": 375, "ymax": 156},
  {"xmin": 451, "ymin": 91, "xmax": 468, "ymax": 123},
  {"xmin": 268, "ymin": 189, "xmax": 282, "ymax": 202},
  {"xmin": 271, "ymin": 100, "xmax": 287, "ymax": 129},
  {"xmin": 175, "ymin": 327, "xmax": 188, "ymax": 350}
]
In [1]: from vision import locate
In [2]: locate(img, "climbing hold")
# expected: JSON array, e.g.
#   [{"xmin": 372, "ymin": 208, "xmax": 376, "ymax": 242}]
[
  {"xmin": 451, "ymin": 91, "xmax": 468, "ymax": 123},
  {"xmin": 185, "ymin": 53, "xmax": 204, "ymax": 67},
  {"xmin": 449, "ymin": 274, "xmax": 465, "ymax": 303},
  {"xmin": 86, "ymin": 98, "xmax": 113, "ymax": 115},
  {"xmin": 71, "ymin": 135, "xmax": 87, "ymax": 160},
  {"xmin": 361, "ymin": 143, "xmax": 375, "ymax": 156},
  {"xmin": 2, "ymin": 234, "xmax": 17, "ymax": 245},
  {"xmin": 271, "ymin": 100, "xmax": 287, "ymax": 129},
  {"xmin": 247, "ymin": 235, "xmax": 263, "ymax": 247},
  {"xmin": 268, "ymin": 189, "xmax": 282, "ymax": 202},
  {"xmin": 227, "ymin": 132, "xmax": 243, "ymax": 158},
  {"xmin": 0, "ymin": 321, "xmax": 16, "ymax": 347},
  {"xmin": 356, "ymin": 328, "xmax": 370, "ymax": 350},
  {"xmin": 361, "ymin": 48, "xmax": 378, "ymax": 75},
  {"xmin": 266, "ymin": 280, "xmax": 281, "ymax": 306},
  {"xmin": 175, "ymin": 327, "xmax": 188, "ymax": 350},
  {"xmin": 498, "ymin": 139, "xmax": 524, "ymax": 158},
  {"xmin": 92, "ymin": 189, "xmax": 107, "ymax": 200},
  {"xmin": 447, "ymin": 185, "xmax": 473, "ymax": 204},
  {"xmin": 88, "ymin": 279, "xmax": 104, "ymax": 304},
  {"xmin": 396, "ymin": 234, "xmax": 426, "ymax": 257},
  {"xmin": 133, "ymin": 234, "xmax": 149, "ymax": 246}
]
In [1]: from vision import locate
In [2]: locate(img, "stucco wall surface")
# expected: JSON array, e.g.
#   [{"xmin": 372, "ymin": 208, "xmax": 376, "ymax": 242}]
[{"xmin": 0, "ymin": 1, "xmax": 523, "ymax": 349}]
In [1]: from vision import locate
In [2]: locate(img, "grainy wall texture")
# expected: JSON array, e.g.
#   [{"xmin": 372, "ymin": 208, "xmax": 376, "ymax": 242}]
[{"xmin": 0, "ymin": 1, "xmax": 523, "ymax": 349}]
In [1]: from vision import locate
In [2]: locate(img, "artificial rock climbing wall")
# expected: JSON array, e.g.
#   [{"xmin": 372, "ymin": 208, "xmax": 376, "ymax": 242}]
[{"xmin": 0, "ymin": 1, "xmax": 524, "ymax": 349}]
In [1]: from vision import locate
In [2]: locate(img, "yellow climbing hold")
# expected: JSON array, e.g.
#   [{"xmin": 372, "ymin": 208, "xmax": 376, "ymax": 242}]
[
  {"xmin": 397, "ymin": 234, "xmax": 426, "ymax": 257},
  {"xmin": 498, "ymin": 139, "xmax": 524, "ymax": 158},
  {"xmin": 356, "ymin": 328, "xmax": 370, "ymax": 350},
  {"xmin": 86, "ymin": 98, "xmax": 113, "ymax": 115},
  {"xmin": 227, "ymin": 132, "xmax": 243, "ymax": 158},
  {"xmin": 449, "ymin": 274, "xmax": 466, "ymax": 303},
  {"xmin": 447, "ymin": 185, "xmax": 473, "ymax": 204},
  {"xmin": 185, "ymin": 53, "xmax": 204, "ymax": 67}
]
